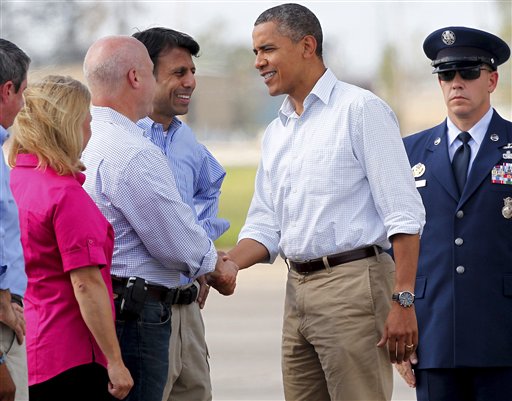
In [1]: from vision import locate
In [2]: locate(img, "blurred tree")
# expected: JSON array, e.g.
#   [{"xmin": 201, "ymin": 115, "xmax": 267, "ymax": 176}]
[
  {"xmin": 378, "ymin": 44, "xmax": 403, "ymax": 123},
  {"xmin": 0, "ymin": 1, "xmax": 142, "ymax": 65},
  {"xmin": 495, "ymin": 0, "xmax": 511, "ymax": 106}
]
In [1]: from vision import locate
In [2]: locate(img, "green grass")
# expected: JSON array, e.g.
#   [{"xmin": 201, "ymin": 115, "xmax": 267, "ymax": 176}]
[{"xmin": 215, "ymin": 165, "xmax": 257, "ymax": 249}]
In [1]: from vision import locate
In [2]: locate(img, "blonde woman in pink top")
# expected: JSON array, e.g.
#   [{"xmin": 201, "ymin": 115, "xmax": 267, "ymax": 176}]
[{"xmin": 9, "ymin": 75, "xmax": 133, "ymax": 401}]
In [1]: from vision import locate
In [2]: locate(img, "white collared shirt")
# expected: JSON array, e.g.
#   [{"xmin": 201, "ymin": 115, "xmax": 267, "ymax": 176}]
[{"xmin": 239, "ymin": 69, "xmax": 425, "ymax": 262}]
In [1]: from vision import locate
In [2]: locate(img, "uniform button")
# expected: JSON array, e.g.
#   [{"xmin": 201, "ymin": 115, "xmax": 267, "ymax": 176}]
[
  {"xmin": 456, "ymin": 265, "xmax": 465, "ymax": 274},
  {"xmin": 456, "ymin": 210, "xmax": 464, "ymax": 218},
  {"xmin": 455, "ymin": 238, "xmax": 464, "ymax": 246}
]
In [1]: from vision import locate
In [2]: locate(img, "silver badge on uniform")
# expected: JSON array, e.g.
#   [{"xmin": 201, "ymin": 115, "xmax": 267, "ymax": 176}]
[
  {"xmin": 412, "ymin": 163, "xmax": 426, "ymax": 178},
  {"xmin": 502, "ymin": 197, "xmax": 512, "ymax": 219},
  {"xmin": 490, "ymin": 134, "xmax": 499, "ymax": 142},
  {"xmin": 434, "ymin": 137, "xmax": 441, "ymax": 145},
  {"xmin": 503, "ymin": 143, "xmax": 512, "ymax": 150},
  {"xmin": 504, "ymin": 150, "xmax": 512, "ymax": 160},
  {"xmin": 442, "ymin": 30, "xmax": 456, "ymax": 45}
]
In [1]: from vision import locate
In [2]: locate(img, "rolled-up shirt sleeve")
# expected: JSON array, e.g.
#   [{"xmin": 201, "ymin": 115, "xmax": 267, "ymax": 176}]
[
  {"xmin": 354, "ymin": 97, "xmax": 426, "ymax": 238},
  {"xmin": 54, "ymin": 186, "xmax": 112, "ymax": 272},
  {"xmin": 194, "ymin": 145, "xmax": 230, "ymax": 241}
]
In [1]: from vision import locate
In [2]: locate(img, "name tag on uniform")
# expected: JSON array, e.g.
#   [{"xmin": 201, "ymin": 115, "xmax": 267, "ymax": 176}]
[{"xmin": 415, "ymin": 179, "xmax": 426, "ymax": 188}]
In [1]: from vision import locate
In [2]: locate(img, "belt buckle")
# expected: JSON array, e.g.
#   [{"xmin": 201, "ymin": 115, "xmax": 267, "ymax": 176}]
[
  {"xmin": 165, "ymin": 288, "xmax": 180, "ymax": 305},
  {"xmin": 171, "ymin": 288, "xmax": 181, "ymax": 304},
  {"xmin": 296, "ymin": 259, "xmax": 312, "ymax": 275}
]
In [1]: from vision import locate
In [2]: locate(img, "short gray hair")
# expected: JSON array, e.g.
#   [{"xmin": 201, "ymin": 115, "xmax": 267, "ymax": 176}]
[{"xmin": 255, "ymin": 3, "xmax": 323, "ymax": 58}]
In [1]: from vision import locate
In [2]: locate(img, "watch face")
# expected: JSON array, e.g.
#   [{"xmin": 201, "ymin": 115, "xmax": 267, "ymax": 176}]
[{"xmin": 399, "ymin": 291, "xmax": 414, "ymax": 307}]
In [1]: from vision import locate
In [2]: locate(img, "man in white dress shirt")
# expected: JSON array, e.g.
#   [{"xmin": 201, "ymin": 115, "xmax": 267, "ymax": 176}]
[{"xmin": 225, "ymin": 4, "xmax": 425, "ymax": 401}]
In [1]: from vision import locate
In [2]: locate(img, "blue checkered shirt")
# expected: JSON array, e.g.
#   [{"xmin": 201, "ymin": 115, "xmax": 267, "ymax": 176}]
[{"xmin": 82, "ymin": 107, "xmax": 216, "ymax": 288}]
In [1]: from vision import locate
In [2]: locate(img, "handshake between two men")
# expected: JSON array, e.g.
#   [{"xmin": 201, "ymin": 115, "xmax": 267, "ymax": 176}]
[{"xmin": 203, "ymin": 251, "xmax": 239, "ymax": 297}]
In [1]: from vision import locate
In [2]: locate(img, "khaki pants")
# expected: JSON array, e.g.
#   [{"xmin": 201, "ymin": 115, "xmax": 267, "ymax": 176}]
[
  {"xmin": 282, "ymin": 252, "xmax": 395, "ymax": 401},
  {"xmin": 162, "ymin": 283, "xmax": 211, "ymax": 401},
  {"xmin": 0, "ymin": 322, "xmax": 28, "ymax": 401}
]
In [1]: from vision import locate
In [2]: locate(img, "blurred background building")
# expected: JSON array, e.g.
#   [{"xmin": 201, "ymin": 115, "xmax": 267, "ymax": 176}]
[{"xmin": 1, "ymin": 0, "xmax": 510, "ymax": 144}]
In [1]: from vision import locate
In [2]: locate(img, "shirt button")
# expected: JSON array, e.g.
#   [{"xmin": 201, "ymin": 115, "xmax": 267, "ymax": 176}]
[
  {"xmin": 455, "ymin": 238, "xmax": 464, "ymax": 246},
  {"xmin": 456, "ymin": 210, "xmax": 464, "ymax": 219},
  {"xmin": 456, "ymin": 265, "xmax": 465, "ymax": 274},
  {"xmin": 88, "ymin": 239, "xmax": 94, "ymax": 244}
]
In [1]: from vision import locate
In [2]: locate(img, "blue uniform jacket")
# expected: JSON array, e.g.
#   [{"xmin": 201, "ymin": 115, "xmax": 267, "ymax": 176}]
[{"xmin": 403, "ymin": 109, "xmax": 512, "ymax": 369}]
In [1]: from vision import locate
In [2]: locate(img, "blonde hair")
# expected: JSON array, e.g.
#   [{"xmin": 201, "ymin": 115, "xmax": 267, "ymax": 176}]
[{"xmin": 9, "ymin": 75, "xmax": 91, "ymax": 175}]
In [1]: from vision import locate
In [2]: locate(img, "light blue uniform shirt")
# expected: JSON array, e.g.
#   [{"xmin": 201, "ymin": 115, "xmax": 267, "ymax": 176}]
[
  {"xmin": 447, "ymin": 106, "xmax": 493, "ymax": 173},
  {"xmin": 82, "ymin": 107, "xmax": 217, "ymax": 288},
  {"xmin": 0, "ymin": 126, "xmax": 27, "ymax": 295},
  {"xmin": 138, "ymin": 116, "xmax": 229, "ymax": 285},
  {"xmin": 240, "ymin": 69, "xmax": 425, "ymax": 262}
]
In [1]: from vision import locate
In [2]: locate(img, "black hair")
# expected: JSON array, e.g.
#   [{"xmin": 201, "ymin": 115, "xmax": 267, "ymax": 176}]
[
  {"xmin": 133, "ymin": 27, "xmax": 200, "ymax": 72},
  {"xmin": 255, "ymin": 3, "xmax": 323, "ymax": 58}
]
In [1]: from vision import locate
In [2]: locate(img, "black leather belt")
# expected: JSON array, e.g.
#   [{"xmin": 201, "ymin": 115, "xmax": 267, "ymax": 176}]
[
  {"xmin": 289, "ymin": 246, "xmax": 383, "ymax": 274},
  {"xmin": 11, "ymin": 293, "xmax": 23, "ymax": 308},
  {"xmin": 111, "ymin": 277, "xmax": 197, "ymax": 306}
]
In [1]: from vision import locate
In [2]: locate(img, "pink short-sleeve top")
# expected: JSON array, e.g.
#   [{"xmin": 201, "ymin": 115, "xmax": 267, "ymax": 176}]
[{"xmin": 10, "ymin": 154, "xmax": 115, "ymax": 385}]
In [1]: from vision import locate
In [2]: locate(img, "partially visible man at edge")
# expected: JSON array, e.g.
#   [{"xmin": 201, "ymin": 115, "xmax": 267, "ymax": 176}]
[
  {"xmin": 133, "ymin": 27, "xmax": 228, "ymax": 401},
  {"xmin": 0, "ymin": 38, "xmax": 29, "ymax": 401},
  {"xmin": 225, "ymin": 4, "xmax": 425, "ymax": 401},
  {"xmin": 82, "ymin": 35, "xmax": 238, "ymax": 401}
]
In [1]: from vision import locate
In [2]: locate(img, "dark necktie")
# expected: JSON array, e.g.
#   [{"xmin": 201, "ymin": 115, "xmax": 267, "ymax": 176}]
[{"xmin": 452, "ymin": 131, "xmax": 472, "ymax": 194}]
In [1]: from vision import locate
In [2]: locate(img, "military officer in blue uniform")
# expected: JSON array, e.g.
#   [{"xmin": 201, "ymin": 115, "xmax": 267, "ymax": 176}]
[{"xmin": 395, "ymin": 26, "xmax": 512, "ymax": 401}]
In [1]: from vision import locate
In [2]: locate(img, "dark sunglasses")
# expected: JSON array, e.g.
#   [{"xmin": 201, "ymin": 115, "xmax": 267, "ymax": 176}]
[{"xmin": 438, "ymin": 66, "xmax": 491, "ymax": 81}]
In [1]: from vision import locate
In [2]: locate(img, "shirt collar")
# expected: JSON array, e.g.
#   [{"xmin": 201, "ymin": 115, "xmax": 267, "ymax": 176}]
[
  {"xmin": 91, "ymin": 106, "xmax": 146, "ymax": 137},
  {"xmin": 0, "ymin": 125, "xmax": 9, "ymax": 146},
  {"xmin": 138, "ymin": 116, "xmax": 182, "ymax": 137},
  {"xmin": 278, "ymin": 68, "xmax": 336, "ymax": 126},
  {"xmin": 14, "ymin": 153, "xmax": 86, "ymax": 185},
  {"xmin": 447, "ymin": 107, "xmax": 493, "ymax": 148}
]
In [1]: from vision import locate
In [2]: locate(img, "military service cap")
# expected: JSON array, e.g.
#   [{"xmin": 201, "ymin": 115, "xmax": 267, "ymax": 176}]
[{"xmin": 423, "ymin": 26, "xmax": 510, "ymax": 73}]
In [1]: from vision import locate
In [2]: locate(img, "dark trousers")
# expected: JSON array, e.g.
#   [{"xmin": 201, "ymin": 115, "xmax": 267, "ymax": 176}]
[
  {"xmin": 115, "ymin": 298, "xmax": 172, "ymax": 401},
  {"xmin": 416, "ymin": 367, "xmax": 512, "ymax": 401},
  {"xmin": 29, "ymin": 363, "xmax": 113, "ymax": 401}
]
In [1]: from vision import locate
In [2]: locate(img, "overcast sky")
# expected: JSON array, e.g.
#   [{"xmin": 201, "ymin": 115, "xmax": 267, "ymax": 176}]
[
  {"xmin": 0, "ymin": 0, "xmax": 508, "ymax": 78},
  {"xmin": 134, "ymin": 1, "xmax": 506, "ymax": 75}
]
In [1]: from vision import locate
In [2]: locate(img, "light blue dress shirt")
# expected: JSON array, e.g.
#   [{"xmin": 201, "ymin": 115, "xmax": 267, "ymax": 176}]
[
  {"xmin": 137, "ymin": 116, "xmax": 229, "ymax": 241},
  {"xmin": 0, "ymin": 126, "xmax": 27, "ymax": 295},
  {"xmin": 240, "ymin": 69, "xmax": 425, "ymax": 262},
  {"xmin": 138, "ymin": 116, "xmax": 229, "ymax": 286},
  {"xmin": 82, "ymin": 107, "xmax": 217, "ymax": 288}
]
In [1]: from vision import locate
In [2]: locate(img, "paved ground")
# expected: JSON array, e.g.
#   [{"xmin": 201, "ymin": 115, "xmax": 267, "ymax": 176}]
[{"xmin": 204, "ymin": 257, "xmax": 417, "ymax": 401}]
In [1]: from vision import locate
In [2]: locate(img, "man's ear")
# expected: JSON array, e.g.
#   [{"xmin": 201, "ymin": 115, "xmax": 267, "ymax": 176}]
[
  {"xmin": 127, "ymin": 68, "xmax": 140, "ymax": 89},
  {"xmin": 488, "ymin": 70, "xmax": 498, "ymax": 94},
  {"xmin": 0, "ymin": 81, "xmax": 15, "ymax": 103},
  {"xmin": 302, "ymin": 35, "xmax": 318, "ymax": 59}
]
